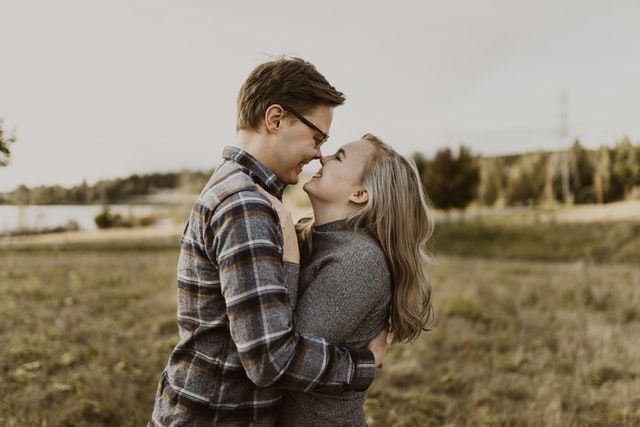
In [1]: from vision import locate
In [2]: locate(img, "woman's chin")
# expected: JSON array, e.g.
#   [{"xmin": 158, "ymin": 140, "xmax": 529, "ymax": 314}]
[
  {"xmin": 302, "ymin": 185, "xmax": 320, "ymax": 206},
  {"xmin": 302, "ymin": 180, "xmax": 314, "ymax": 194}
]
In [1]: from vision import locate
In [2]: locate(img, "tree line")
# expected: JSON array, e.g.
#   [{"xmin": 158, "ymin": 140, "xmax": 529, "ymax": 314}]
[
  {"xmin": 4, "ymin": 171, "xmax": 212, "ymax": 205},
  {"xmin": 3, "ymin": 122, "xmax": 639, "ymax": 209},
  {"xmin": 413, "ymin": 137, "xmax": 640, "ymax": 210}
]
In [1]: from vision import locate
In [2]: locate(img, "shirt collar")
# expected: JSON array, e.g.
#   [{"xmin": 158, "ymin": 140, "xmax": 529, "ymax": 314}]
[{"xmin": 222, "ymin": 145, "xmax": 285, "ymax": 200}]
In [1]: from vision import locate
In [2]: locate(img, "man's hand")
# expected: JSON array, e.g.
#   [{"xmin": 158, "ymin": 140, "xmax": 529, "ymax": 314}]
[
  {"xmin": 256, "ymin": 187, "xmax": 300, "ymax": 264},
  {"xmin": 367, "ymin": 325, "xmax": 390, "ymax": 369}
]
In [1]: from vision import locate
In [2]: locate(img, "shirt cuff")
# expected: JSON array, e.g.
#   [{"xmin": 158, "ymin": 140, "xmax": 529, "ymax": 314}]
[{"xmin": 346, "ymin": 348, "xmax": 376, "ymax": 391}]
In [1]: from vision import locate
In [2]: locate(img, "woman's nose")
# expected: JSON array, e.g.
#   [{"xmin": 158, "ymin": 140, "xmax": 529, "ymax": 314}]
[{"xmin": 320, "ymin": 155, "xmax": 329, "ymax": 166}]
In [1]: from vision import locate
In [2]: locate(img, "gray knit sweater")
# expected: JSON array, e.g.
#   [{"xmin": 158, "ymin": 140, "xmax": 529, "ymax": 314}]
[{"xmin": 277, "ymin": 220, "xmax": 392, "ymax": 427}]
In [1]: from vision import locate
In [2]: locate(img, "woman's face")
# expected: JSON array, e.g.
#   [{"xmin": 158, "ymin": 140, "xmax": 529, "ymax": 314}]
[{"xmin": 303, "ymin": 139, "xmax": 376, "ymax": 205}]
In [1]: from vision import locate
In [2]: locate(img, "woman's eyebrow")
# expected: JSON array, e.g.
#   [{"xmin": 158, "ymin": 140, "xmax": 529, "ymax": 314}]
[{"xmin": 336, "ymin": 148, "xmax": 346, "ymax": 158}]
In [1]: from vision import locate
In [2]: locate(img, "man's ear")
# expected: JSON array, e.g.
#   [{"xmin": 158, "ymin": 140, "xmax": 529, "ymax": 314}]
[
  {"xmin": 264, "ymin": 104, "xmax": 285, "ymax": 135},
  {"xmin": 348, "ymin": 187, "xmax": 369, "ymax": 205}
]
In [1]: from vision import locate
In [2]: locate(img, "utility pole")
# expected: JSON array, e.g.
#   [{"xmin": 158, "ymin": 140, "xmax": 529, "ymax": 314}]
[{"xmin": 560, "ymin": 89, "xmax": 571, "ymax": 204}]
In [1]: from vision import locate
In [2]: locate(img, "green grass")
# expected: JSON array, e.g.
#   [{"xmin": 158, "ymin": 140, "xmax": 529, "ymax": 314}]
[
  {"xmin": 432, "ymin": 220, "xmax": 640, "ymax": 264},
  {"xmin": 2, "ymin": 250, "xmax": 640, "ymax": 425}
]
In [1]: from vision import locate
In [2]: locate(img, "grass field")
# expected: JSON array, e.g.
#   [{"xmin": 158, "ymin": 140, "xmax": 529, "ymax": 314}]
[
  {"xmin": 0, "ymin": 251, "xmax": 178, "ymax": 426},
  {"xmin": 367, "ymin": 257, "xmax": 640, "ymax": 426},
  {"xmin": 1, "ymin": 220, "xmax": 639, "ymax": 425},
  {"xmin": 432, "ymin": 220, "xmax": 640, "ymax": 264},
  {"xmin": 2, "ymin": 252, "xmax": 639, "ymax": 426}
]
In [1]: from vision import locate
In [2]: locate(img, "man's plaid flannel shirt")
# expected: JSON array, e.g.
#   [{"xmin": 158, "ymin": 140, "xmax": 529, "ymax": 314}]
[{"xmin": 149, "ymin": 146, "xmax": 376, "ymax": 426}]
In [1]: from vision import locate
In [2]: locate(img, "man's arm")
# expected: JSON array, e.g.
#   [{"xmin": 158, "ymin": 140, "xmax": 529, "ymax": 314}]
[{"xmin": 204, "ymin": 190, "xmax": 375, "ymax": 392}]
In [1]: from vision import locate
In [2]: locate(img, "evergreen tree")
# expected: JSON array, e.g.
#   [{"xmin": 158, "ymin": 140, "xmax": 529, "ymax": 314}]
[
  {"xmin": 569, "ymin": 139, "xmax": 596, "ymax": 203},
  {"xmin": 478, "ymin": 157, "xmax": 506, "ymax": 206},
  {"xmin": 611, "ymin": 137, "xmax": 640, "ymax": 198},
  {"xmin": 505, "ymin": 153, "xmax": 547, "ymax": 205},
  {"xmin": 421, "ymin": 146, "xmax": 479, "ymax": 211}
]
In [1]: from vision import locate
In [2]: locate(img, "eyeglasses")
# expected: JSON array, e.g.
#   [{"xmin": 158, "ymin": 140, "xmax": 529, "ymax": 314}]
[{"xmin": 282, "ymin": 106, "xmax": 329, "ymax": 145}]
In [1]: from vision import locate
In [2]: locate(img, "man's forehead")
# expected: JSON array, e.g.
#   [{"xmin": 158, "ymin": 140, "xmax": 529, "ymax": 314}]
[
  {"xmin": 309, "ymin": 105, "xmax": 333, "ymax": 121},
  {"xmin": 309, "ymin": 107, "xmax": 333, "ymax": 135}
]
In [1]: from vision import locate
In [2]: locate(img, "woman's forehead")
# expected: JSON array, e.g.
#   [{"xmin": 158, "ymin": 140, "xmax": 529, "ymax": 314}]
[{"xmin": 341, "ymin": 139, "xmax": 375, "ymax": 157}]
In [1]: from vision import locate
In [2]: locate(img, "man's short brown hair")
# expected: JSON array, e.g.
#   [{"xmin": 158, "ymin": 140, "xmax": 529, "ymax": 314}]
[{"xmin": 236, "ymin": 57, "xmax": 346, "ymax": 132}]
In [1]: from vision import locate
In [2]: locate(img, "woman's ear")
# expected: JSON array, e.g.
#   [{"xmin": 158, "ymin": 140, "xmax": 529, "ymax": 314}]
[
  {"xmin": 264, "ymin": 104, "xmax": 285, "ymax": 134},
  {"xmin": 348, "ymin": 188, "xmax": 369, "ymax": 205}
]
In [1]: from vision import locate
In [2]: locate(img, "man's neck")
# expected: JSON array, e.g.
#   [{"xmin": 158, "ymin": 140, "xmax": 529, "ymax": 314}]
[{"xmin": 236, "ymin": 130, "xmax": 279, "ymax": 176}]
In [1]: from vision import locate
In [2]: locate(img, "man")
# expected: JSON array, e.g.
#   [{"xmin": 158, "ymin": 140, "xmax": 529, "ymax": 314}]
[{"xmin": 150, "ymin": 57, "xmax": 387, "ymax": 426}]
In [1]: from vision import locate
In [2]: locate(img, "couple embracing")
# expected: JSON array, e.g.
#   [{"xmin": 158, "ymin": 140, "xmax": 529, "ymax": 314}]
[{"xmin": 150, "ymin": 57, "xmax": 434, "ymax": 426}]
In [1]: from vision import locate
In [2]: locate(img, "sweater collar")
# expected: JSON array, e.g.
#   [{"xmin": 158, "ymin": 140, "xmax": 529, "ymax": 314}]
[{"xmin": 313, "ymin": 219, "xmax": 348, "ymax": 233}]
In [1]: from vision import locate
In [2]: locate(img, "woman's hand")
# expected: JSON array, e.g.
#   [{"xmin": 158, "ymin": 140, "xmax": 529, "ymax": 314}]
[
  {"xmin": 256, "ymin": 186, "xmax": 300, "ymax": 264},
  {"xmin": 367, "ymin": 324, "xmax": 390, "ymax": 369}
]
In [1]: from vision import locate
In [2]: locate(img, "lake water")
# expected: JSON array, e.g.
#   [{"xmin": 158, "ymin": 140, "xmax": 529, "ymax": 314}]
[{"xmin": 0, "ymin": 205, "xmax": 172, "ymax": 232}]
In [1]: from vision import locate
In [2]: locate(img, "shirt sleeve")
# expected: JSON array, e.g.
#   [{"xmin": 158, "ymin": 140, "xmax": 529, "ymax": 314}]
[{"xmin": 204, "ymin": 190, "xmax": 375, "ymax": 392}]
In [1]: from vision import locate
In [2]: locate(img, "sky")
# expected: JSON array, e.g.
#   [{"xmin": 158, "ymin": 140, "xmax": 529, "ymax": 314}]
[{"xmin": 1, "ymin": 0, "xmax": 639, "ymax": 192}]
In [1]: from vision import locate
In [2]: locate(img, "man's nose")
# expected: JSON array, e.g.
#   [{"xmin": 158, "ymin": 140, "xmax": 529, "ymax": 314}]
[
  {"xmin": 319, "ymin": 154, "xmax": 330, "ymax": 165},
  {"xmin": 314, "ymin": 147, "xmax": 323, "ymax": 160}
]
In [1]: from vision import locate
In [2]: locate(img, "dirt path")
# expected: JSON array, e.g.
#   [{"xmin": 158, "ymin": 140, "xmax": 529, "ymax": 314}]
[
  {"xmin": 0, "ymin": 225, "xmax": 183, "ymax": 248},
  {"xmin": 551, "ymin": 200, "xmax": 640, "ymax": 222}
]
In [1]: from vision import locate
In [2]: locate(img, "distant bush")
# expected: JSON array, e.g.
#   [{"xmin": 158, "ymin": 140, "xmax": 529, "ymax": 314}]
[
  {"xmin": 137, "ymin": 215, "xmax": 156, "ymax": 227},
  {"xmin": 94, "ymin": 207, "xmax": 156, "ymax": 229},
  {"xmin": 94, "ymin": 209, "xmax": 129, "ymax": 229}
]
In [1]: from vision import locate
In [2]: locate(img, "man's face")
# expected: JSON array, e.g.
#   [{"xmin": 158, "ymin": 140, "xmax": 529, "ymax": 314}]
[{"xmin": 273, "ymin": 105, "xmax": 333, "ymax": 185}]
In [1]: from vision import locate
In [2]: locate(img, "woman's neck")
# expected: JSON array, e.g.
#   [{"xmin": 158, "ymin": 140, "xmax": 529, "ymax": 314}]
[{"xmin": 310, "ymin": 200, "xmax": 352, "ymax": 226}]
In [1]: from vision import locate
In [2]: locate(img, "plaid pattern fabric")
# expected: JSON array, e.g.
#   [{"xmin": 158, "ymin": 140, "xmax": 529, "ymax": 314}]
[{"xmin": 150, "ymin": 146, "xmax": 375, "ymax": 426}]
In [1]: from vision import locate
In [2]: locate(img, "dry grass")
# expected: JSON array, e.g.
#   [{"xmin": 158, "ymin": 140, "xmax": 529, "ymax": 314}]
[
  {"xmin": 0, "ymin": 251, "xmax": 178, "ymax": 426},
  {"xmin": 366, "ymin": 257, "xmax": 640, "ymax": 426},
  {"xmin": 1, "ymin": 250, "xmax": 639, "ymax": 425}
]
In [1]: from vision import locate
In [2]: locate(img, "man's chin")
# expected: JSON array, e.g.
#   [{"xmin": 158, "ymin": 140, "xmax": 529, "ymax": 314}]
[
  {"xmin": 288, "ymin": 175, "xmax": 300, "ymax": 185},
  {"xmin": 278, "ymin": 170, "xmax": 299, "ymax": 186}
]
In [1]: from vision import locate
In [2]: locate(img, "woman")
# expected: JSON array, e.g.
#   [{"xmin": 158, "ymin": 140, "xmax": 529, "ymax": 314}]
[{"xmin": 277, "ymin": 133, "xmax": 435, "ymax": 426}]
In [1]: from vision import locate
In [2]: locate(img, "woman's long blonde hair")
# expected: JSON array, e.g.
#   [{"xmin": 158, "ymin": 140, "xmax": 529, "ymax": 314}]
[{"xmin": 297, "ymin": 133, "xmax": 435, "ymax": 343}]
